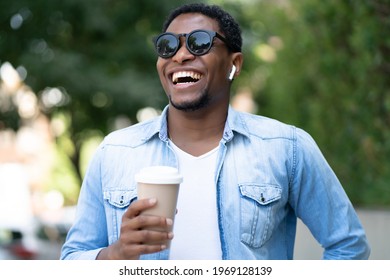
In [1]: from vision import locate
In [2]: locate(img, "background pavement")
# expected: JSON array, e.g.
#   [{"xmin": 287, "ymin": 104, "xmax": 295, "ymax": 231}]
[{"xmin": 294, "ymin": 209, "xmax": 390, "ymax": 259}]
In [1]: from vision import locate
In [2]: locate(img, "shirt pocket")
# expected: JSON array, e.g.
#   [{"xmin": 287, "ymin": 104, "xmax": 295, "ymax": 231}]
[
  {"xmin": 103, "ymin": 189, "xmax": 137, "ymax": 244},
  {"xmin": 239, "ymin": 183, "xmax": 282, "ymax": 248},
  {"xmin": 104, "ymin": 189, "xmax": 136, "ymax": 208}
]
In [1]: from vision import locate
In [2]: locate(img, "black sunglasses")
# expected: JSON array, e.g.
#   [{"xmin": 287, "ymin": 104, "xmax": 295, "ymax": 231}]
[{"xmin": 153, "ymin": 29, "xmax": 229, "ymax": 58}]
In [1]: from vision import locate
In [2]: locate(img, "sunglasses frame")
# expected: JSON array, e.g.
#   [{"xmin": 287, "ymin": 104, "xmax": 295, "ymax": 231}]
[{"xmin": 153, "ymin": 29, "xmax": 229, "ymax": 58}]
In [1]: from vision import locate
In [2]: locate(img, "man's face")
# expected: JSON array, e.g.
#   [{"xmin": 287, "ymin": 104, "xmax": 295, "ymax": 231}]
[{"xmin": 156, "ymin": 13, "xmax": 233, "ymax": 112}]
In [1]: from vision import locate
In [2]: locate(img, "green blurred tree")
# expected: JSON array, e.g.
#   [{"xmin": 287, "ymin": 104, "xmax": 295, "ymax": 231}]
[
  {"xmin": 235, "ymin": 0, "xmax": 390, "ymax": 207},
  {"xmin": 0, "ymin": 0, "xmax": 202, "ymax": 183}
]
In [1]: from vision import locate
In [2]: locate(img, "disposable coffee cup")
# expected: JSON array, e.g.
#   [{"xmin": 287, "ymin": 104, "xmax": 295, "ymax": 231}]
[{"xmin": 135, "ymin": 166, "xmax": 183, "ymax": 246}]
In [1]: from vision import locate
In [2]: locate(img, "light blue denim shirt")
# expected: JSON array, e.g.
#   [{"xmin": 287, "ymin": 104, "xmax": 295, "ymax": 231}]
[{"xmin": 60, "ymin": 106, "xmax": 370, "ymax": 260}]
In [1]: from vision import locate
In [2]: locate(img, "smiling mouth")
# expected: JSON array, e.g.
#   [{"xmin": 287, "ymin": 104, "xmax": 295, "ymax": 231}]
[{"xmin": 172, "ymin": 71, "xmax": 202, "ymax": 85}]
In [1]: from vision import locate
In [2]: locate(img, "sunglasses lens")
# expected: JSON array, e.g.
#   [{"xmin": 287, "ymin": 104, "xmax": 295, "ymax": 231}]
[
  {"xmin": 155, "ymin": 30, "xmax": 217, "ymax": 58},
  {"xmin": 156, "ymin": 34, "xmax": 178, "ymax": 58},
  {"xmin": 188, "ymin": 31, "xmax": 212, "ymax": 55}
]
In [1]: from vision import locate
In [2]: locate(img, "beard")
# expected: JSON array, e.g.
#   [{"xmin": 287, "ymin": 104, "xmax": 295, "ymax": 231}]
[{"xmin": 169, "ymin": 90, "xmax": 210, "ymax": 112}]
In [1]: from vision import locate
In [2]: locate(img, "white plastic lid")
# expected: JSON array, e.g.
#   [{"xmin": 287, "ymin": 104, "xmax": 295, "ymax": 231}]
[{"xmin": 135, "ymin": 166, "xmax": 183, "ymax": 184}]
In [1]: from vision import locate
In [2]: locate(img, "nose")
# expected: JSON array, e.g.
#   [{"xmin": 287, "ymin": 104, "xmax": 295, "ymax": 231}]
[{"xmin": 171, "ymin": 37, "xmax": 195, "ymax": 64}]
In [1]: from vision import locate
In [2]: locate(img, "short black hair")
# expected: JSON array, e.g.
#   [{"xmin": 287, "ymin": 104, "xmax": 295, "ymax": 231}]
[{"xmin": 162, "ymin": 3, "xmax": 242, "ymax": 53}]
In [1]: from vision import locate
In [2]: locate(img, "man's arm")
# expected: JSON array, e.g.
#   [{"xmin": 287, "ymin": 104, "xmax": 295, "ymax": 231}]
[{"xmin": 289, "ymin": 128, "xmax": 370, "ymax": 259}]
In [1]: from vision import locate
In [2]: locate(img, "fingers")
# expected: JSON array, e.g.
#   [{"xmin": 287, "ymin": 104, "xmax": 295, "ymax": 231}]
[
  {"xmin": 124, "ymin": 198, "xmax": 158, "ymax": 219},
  {"xmin": 112, "ymin": 198, "xmax": 174, "ymax": 259},
  {"xmin": 121, "ymin": 214, "xmax": 174, "ymax": 243},
  {"xmin": 115, "ymin": 223, "xmax": 173, "ymax": 259},
  {"xmin": 122, "ymin": 199, "xmax": 173, "ymax": 232},
  {"xmin": 121, "ymin": 227, "xmax": 174, "ymax": 246},
  {"xmin": 126, "ymin": 213, "xmax": 173, "ymax": 229}
]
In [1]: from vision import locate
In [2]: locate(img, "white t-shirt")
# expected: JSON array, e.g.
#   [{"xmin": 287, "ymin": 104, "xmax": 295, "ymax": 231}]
[{"xmin": 168, "ymin": 140, "xmax": 222, "ymax": 259}]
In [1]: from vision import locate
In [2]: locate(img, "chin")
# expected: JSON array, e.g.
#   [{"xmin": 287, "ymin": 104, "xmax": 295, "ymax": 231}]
[{"xmin": 170, "ymin": 95, "xmax": 210, "ymax": 112}]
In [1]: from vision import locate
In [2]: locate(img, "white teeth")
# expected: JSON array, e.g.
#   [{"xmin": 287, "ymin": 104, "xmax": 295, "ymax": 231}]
[{"xmin": 172, "ymin": 71, "xmax": 202, "ymax": 84}]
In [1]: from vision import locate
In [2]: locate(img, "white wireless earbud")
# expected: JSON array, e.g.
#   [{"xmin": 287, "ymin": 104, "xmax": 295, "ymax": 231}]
[{"xmin": 228, "ymin": 65, "xmax": 236, "ymax": 81}]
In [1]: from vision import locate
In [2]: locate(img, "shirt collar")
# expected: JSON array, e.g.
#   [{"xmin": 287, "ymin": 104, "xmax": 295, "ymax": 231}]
[
  {"xmin": 223, "ymin": 106, "xmax": 250, "ymax": 141},
  {"xmin": 140, "ymin": 105, "xmax": 250, "ymax": 144}
]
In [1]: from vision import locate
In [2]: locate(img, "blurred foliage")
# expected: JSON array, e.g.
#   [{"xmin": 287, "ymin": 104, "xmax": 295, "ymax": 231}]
[
  {"xmin": 232, "ymin": 0, "xmax": 390, "ymax": 207},
  {"xmin": 0, "ymin": 0, "xmax": 200, "ymax": 186},
  {"xmin": 0, "ymin": 0, "xmax": 389, "ymax": 207}
]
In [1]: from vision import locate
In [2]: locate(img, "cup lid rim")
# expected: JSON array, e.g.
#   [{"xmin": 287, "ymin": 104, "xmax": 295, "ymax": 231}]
[{"xmin": 135, "ymin": 166, "xmax": 183, "ymax": 184}]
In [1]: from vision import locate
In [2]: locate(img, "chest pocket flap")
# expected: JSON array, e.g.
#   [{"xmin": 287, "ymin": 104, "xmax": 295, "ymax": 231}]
[
  {"xmin": 239, "ymin": 183, "xmax": 282, "ymax": 206},
  {"xmin": 103, "ymin": 189, "xmax": 137, "ymax": 208}
]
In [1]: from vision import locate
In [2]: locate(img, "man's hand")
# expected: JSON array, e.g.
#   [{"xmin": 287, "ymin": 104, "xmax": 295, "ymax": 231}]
[{"xmin": 96, "ymin": 198, "xmax": 173, "ymax": 260}]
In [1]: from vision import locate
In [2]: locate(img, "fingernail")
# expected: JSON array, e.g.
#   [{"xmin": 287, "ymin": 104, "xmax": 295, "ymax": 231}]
[
  {"xmin": 168, "ymin": 232, "xmax": 174, "ymax": 239},
  {"xmin": 149, "ymin": 198, "xmax": 157, "ymax": 204},
  {"xmin": 166, "ymin": 218, "xmax": 173, "ymax": 226},
  {"xmin": 161, "ymin": 245, "xmax": 167, "ymax": 250}
]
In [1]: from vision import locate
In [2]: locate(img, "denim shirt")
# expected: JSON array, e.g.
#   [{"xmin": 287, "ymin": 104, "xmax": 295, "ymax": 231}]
[{"xmin": 60, "ymin": 106, "xmax": 370, "ymax": 260}]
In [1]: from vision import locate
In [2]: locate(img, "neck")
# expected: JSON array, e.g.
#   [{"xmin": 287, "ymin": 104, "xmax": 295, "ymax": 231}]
[{"xmin": 167, "ymin": 105, "xmax": 228, "ymax": 156}]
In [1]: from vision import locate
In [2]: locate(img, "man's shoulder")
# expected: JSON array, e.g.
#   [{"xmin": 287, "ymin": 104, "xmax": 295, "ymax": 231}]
[{"xmin": 234, "ymin": 110, "xmax": 296, "ymax": 140}]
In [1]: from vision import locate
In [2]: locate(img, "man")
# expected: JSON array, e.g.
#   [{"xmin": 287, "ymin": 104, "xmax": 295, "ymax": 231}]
[{"xmin": 61, "ymin": 3, "xmax": 370, "ymax": 260}]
